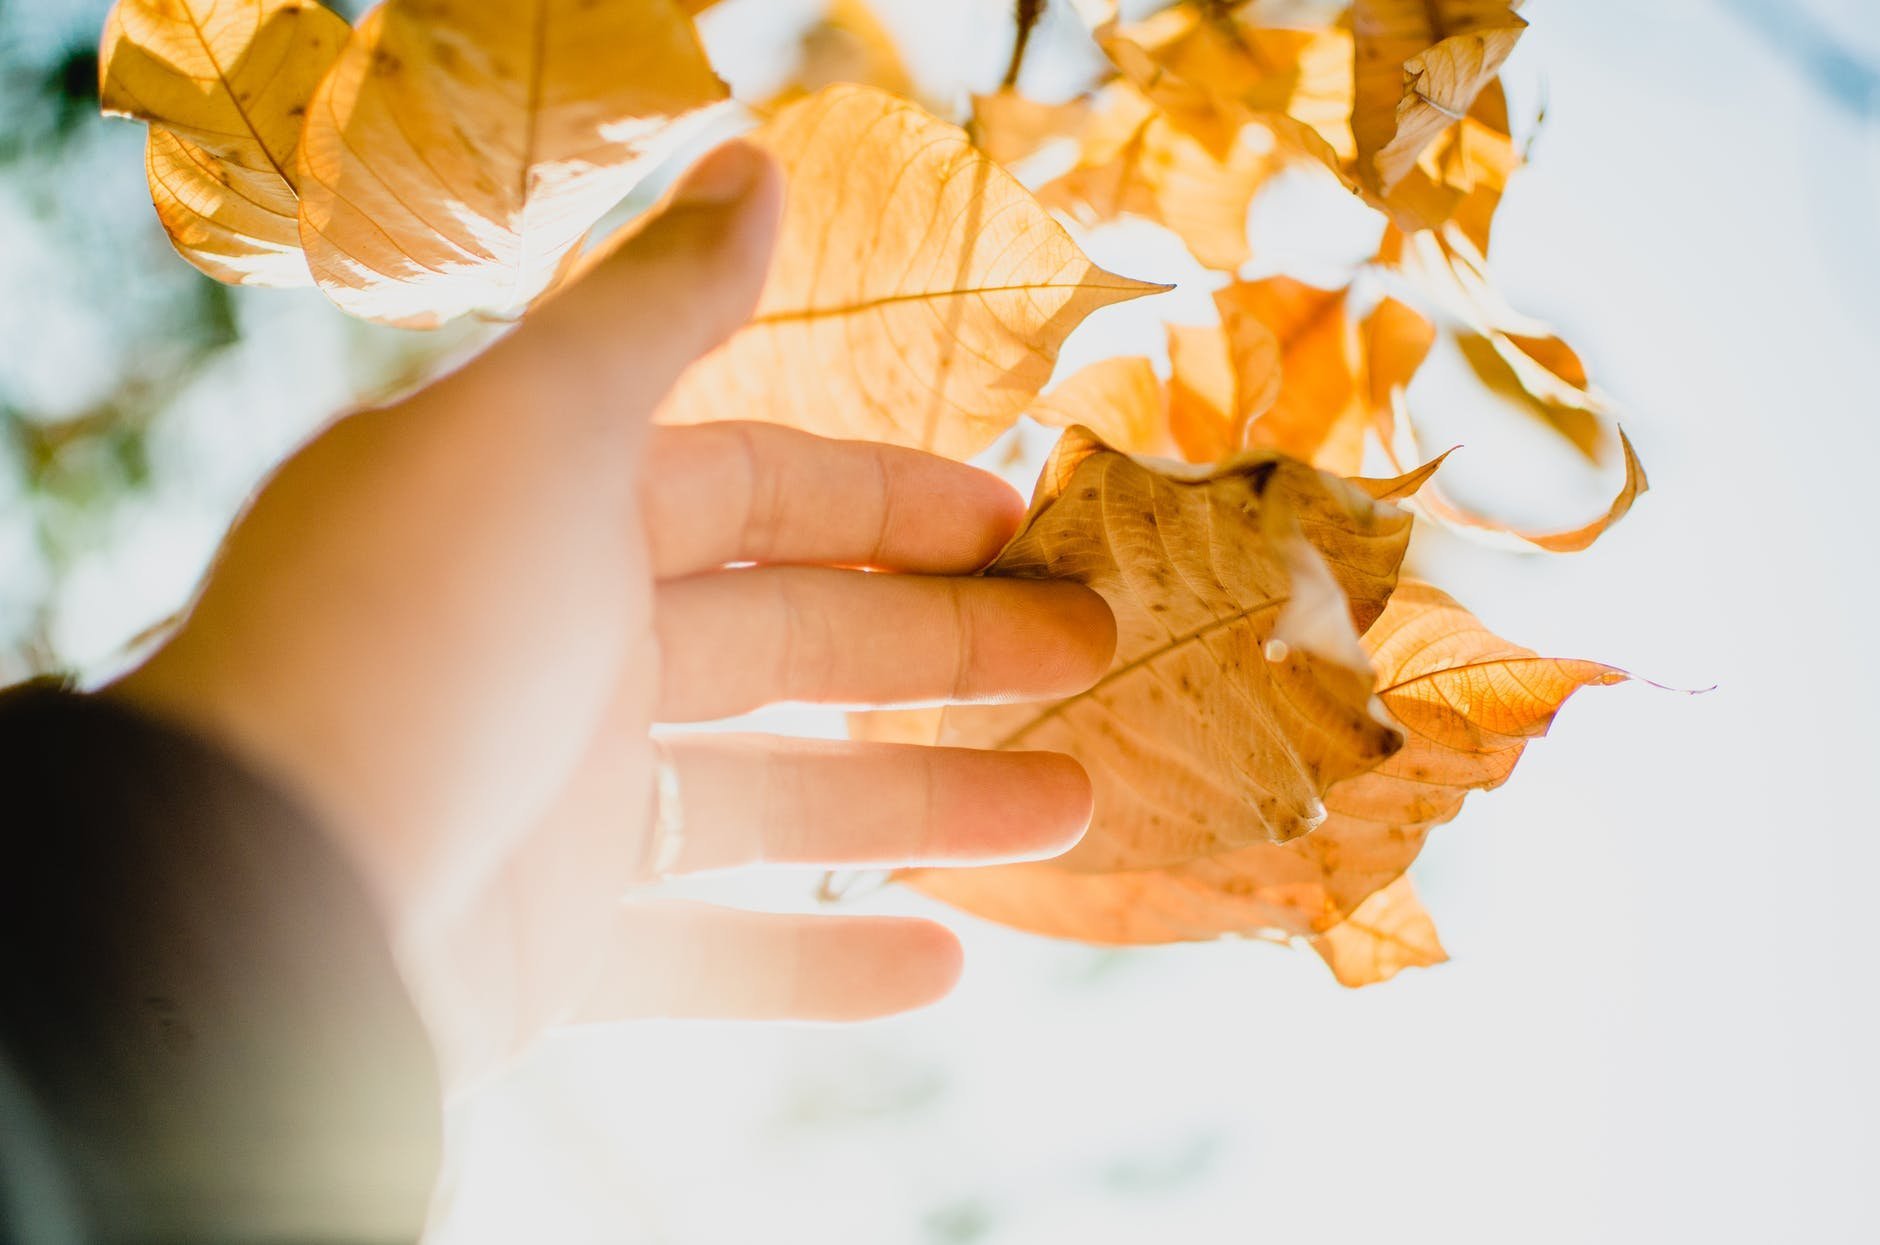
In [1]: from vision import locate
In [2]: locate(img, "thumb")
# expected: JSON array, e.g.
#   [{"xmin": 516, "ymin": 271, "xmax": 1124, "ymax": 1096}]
[{"xmin": 501, "ymin": 139, "xmax": 783, "ymax": 419}]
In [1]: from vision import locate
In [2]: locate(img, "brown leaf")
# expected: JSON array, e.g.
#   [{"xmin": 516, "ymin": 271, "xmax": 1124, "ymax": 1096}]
[
  {"xmin": 295, "ymin": 0, "xmax": 727, "ymax": 326},
  {"xmin": 1351, "ymin": 0, "xmax": 1526, "ymax": 195},
  {"xmin": 1027, "ymin": 357, "xmax": 1174, "ymax": 457},
  {"xmin": 99, "ymin": 0, "xmax": 349, "ymax": 286},
  {"xmin": 856, "ymin": 426, "xmax": 1410, "ymax": 872},
  {"xmin": 660, "ymin": 85, "xmax": 1168, "ymax": 460},
  {"xmin": 1310, "ymin": 876, "xmax": 1447, "ymax": 986},
  {"xmin": 894, "ymin": 578, "xmax": 1625, "ymax": 983}
]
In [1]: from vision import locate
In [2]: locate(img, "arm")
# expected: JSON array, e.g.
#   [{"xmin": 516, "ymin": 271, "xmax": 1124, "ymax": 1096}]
[{"xmin": 0, "ymin": 681, "xmax": 441, "ymax": 1244}]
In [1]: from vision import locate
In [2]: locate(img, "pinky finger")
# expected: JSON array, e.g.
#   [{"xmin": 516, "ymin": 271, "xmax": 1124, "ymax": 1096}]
[{"xmin": 576, "ymin": 901, "xmax": 963, "ymax": 1024}]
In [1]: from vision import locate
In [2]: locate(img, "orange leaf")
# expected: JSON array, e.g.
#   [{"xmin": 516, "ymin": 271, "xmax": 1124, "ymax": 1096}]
[
  {"xmin": 295, "ymin": 0, "xmax": 727, "ymax": 326},
  {"xmin": 99, "ymin": 0, "xmax": 349, "ymax": 286},
  {"xmin": 1351, "ymin": 0, "xmax": 1526, "ymax": 195},
  {"xmin": 1164, "ymin": 320, "xmax": 1240, "ymax": 462},
  {"xmin": 857, "ymin": 426, "xmax": 1411, "ymax": 873},
  {"xmin": 1310, "ymin": 876, "xmax": 1447, "ymax": 986},
  {"xmin": 660, "ymin": 85, "xmax": 1168, "ymax": 460},
  {"xmin": 1214, "ymin": 277, "xmax": 1364, "ymax": 473}
]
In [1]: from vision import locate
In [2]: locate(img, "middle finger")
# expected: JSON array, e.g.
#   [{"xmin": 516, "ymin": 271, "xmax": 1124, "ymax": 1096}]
[{"xmin": 655, "ymin": 566, "xmax": 1115, "ymax": 721}]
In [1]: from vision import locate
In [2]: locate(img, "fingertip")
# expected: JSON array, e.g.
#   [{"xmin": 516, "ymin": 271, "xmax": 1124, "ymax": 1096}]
[
  {"xmin": 830, "ymin": 917, "xmax": 962, "ymax": 1020},
  {"xmin": 1022, "ymin": 750, "xmax": 1095, "ymax": 857},
  {"xmin": 1033, "ymin": 580, "xmax": 1118, "ymax": 695},
  {"xmin": 957, "ymin": 465, "xmax": 1028, "ymax": 567}
]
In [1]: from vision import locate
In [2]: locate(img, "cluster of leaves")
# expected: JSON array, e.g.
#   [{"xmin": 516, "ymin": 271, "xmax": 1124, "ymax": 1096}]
[{"xmin": 98, "ymin": 0, "xmax": 1650, "ymax": 984}]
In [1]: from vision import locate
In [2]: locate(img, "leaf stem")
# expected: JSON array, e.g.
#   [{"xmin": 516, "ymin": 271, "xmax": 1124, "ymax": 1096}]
[{"xmin": 999, "ymin": 0, "xmax": 1047, "ymax": 91}]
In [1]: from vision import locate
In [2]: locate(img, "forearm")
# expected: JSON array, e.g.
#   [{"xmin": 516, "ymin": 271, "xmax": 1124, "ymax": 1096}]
[{"xmin": 0, "ymin": 682, "xmax": 442, "ymax": 1244}]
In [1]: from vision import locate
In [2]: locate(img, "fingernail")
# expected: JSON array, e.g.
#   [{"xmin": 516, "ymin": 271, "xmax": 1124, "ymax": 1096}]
[{"xmin": 672, "ymin": 139, "xmax": 765, "ymax": 208}]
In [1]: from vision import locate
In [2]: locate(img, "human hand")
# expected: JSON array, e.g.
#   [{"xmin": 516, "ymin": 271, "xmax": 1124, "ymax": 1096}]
[{"xmin": 113, "ymin": 141, "xmax": 1116, "ymax": 1090}]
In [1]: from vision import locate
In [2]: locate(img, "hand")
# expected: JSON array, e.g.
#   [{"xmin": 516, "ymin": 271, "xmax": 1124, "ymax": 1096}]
[{"xmin": 112, "ymin": 141, "xmax": 1116, "ymax": 1091}]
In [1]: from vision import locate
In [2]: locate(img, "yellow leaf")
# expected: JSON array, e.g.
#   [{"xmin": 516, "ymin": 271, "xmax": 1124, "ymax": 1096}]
[
  {"xmin": 99, "ymin": 0, "xmax": 349, "ymax": 285},
  {"xmin": 858, "ymin": 426, "xmax": 1410, "ymax": 873},
  {"xmin": 969, "ymin": 89, "xmax": 1092, "ymax": 166},
  {"xmin": 1351, "ymin": 0, "xmax": 1526, "ymax": 195},
  {"xmin": 660, "ymin": 85, "xmax": 1168, "ymax": 460},
  {"xmin": 1027, "ymin": 357, "xmax": 1174, "ymax": 457},
  {"xmin": 1105, "ymin": 4, "xmax": 1357, "ymax": 163},
  {"xmin": 143, "ymin": 126, "xmax": 308, "ymax": 285},
  {"xmin": 1040, "ymin": 83, "xmax": 1284, "ymax": 272},
  {"xmin": 1310, "ymin": 876, "xmax": 1447, "ymax": 986},
  {"xmin": 295, "ymin": 0, "xmax": 727, "ymax": 326}
]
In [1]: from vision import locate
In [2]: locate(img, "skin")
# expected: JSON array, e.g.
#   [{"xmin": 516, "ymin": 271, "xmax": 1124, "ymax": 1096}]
[{"xmin": 111, "ymin": 141, "xmax": 1117, "ymax": 1092}]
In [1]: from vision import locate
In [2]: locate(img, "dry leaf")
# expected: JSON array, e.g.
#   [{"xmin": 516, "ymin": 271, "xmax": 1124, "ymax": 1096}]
[
  {"xmin": 1039, "ymin": 83, "xmax": 1282, "ymax": 272},
  {"xmin": 1027, "ymin": 356, "xmax": 1173, "ymax": 456},
  {"xmin": 1352, "ymin": 0, "xmax": 1526, "ymax": 195},
  {"xmin": 894, "ymin": 578, "xmax": 1626, "ymax": 985},
  {"xmin": 1215, "ymin": 277, "xmax": 1364, "ymax": 473},
  {"xmin": 660, "ymin": 85, "xmax": 1168, "ymax": 460},
  {"xmin": 99, "ymin": 0, "xmax": 349, "ymax": 285},
  {"xmin": 295, "ymin": 0, "xmax": 727, "ymax": 326},
  {"xmin": 1105, "ymin": 3, "xmax": 1357, "ymax": 163},
  {"xmin": 1360, "ymin": 295, "xmax": 1648, "ymax": 552},
  {"xmin": 1310, "ymin": 875, "xmax": 1447, "ymax": 986},
  {"xmin": 855, "ymin": 425, "xmax": 1410, "ymax": 872},
  {"xmin": 970, "ymin": 89, "xmax": 1092, "ymax": 166},
  {"xmin": 1164, "ymin": 320, "xmax": 1240, "ymax": 462},
  {"xmin": 1360, "ymin": 295, "xmax": 1437, "ymax": 456}
]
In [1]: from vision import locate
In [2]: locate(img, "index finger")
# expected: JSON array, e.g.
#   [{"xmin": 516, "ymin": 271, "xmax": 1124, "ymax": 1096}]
[{"xmin": 642, "ymin": 422, "xmax": 1026, "ymax": 578}]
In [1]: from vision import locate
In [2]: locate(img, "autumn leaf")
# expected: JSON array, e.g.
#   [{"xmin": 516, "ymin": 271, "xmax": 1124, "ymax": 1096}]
[
  {"xmin": 1359, "ymin": 293, "xmax": 1649, "ymax": 552},
  {"xmin": 1351, "ymin": 0, "xmax": 1527, "ymax": 195},
  {"xmin": 1026, "ymin": 356, "xmax": 1174, "ymax": 457},
  {"xmin": 1164, "ymin": 319, "xmax": 1240, "ymax": 462},
  {"xmin": 1373, "ymin": 78, "xmax": 1522, "ymax": 244},
  {"xmin": 1037, "ymin": 82, "xmax": 1282, "ymax": 273},
  {"xmin": 893, "ymin": 578, "xmax": 1626, "ymax": 986},
  {"xmin": 1103, "ymin": 2, "xmax": 1357, "ymax": 163},
  {"xmin": 855, "ymin": 426, "xmax": 1410, "ymax": 872},
  {"xmin": 294, "ymin": 0, "xmax": 727, "ymax": 327},
  {"xmin": 1310, "ymin": 876, "xmax": 1447, "ymax": 986},
  {"xmin": 1214, "ymin": 277, "xmax": 1365, "ymax": 473},
  {"xmin": 659, "ymin": 85, "xmax": 1168, "ymax": 460},
  {"xmin": 969, "ymin": 89, "xmax": 1092, "ymax": 166},
  {"xmin": 99, "ymin": 0, "xmax": 349, "ymax": 285}
]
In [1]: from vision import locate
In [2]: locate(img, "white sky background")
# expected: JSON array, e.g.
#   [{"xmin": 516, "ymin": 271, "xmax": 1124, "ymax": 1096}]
[{"xmin": 2, "ymin": 0, "xmax": 1876, "ymax": 1240}]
